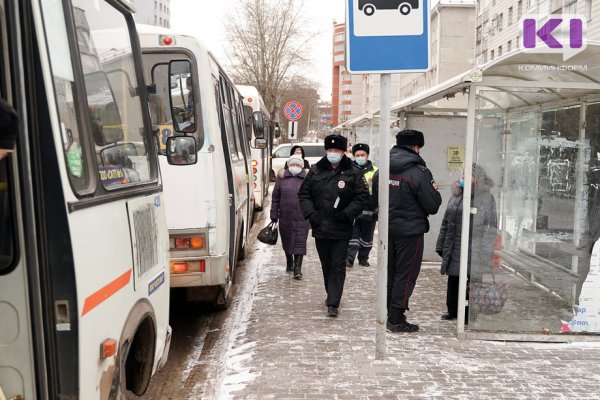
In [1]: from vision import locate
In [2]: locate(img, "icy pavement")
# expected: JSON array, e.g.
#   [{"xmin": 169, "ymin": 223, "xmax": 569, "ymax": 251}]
[{"xmin": 211, "ymin": 221, "xmax": 600, "ymax": 399}]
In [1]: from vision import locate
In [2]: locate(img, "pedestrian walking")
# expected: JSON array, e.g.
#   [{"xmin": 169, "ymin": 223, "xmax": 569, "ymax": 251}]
[
  {"xmin": 373, "ymin": 129, "xmax": 442, "ymax": 332},
  {"xmin": 346, "ymin": 143, "xmax": 378, "ymax": 268},
  {"xmin": 298, "ymin": 134, "xmax": 369, "ymax": 317},
  {"xmin": 270, "ymin": 155, "xmax": 311, "ymax": 279},
  {"xmin": 436, "ymin": 164, "xmax": 497, "ymax": 321}
]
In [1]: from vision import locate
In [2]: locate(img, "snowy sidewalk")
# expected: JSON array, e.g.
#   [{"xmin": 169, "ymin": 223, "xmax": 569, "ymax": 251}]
[{"xmin": 214, "ymin": 216, "xmax": 600, "ymax": 399}]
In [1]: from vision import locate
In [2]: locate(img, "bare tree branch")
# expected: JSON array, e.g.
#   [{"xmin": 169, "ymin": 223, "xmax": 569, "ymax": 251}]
[{"xmin": 224, "ymin": 0, "xmax": 316, "ymax": 118}]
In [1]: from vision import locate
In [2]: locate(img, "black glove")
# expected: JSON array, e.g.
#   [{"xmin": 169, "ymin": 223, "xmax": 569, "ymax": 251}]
[
  {"xmin": 309, "ymin": 212, "xmax": 322, "ymax": 228},
  {"xmin": 271, "ymin": 218, "xmax": 278, "ymax": 223},
  {"xmin": 334, "ymin": 212, "xmax": 350, "ymax": 223}
]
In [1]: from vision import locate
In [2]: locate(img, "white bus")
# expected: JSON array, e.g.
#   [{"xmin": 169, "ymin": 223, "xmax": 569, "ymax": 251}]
[
  {"xmin": 138, "ymin": 26, "xmax": 254, "ymax": 307},
  {"xmin": 237, "ymin": 85, "xmax": 278, "ymax": 210},
  {"xmin": 0, "ymin": 1, "xmax": 195, "ymax": 398}
]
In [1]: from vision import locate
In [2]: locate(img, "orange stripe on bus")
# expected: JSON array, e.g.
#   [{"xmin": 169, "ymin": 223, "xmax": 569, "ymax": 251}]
[{"xmin": 81, "ymin": 269, "xmax": 132, "ymax": 317}]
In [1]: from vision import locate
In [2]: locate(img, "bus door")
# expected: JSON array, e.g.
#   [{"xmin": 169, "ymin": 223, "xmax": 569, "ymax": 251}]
[
  {"xmin": 215, "ymin": 75, "xmax": 246, "ymax": 275},
  {"xmin": 0, "ymin": 1, "xmax": 46, "ymax": 398}
]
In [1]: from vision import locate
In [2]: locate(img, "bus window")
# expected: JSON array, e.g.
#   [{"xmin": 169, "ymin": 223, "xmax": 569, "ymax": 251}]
[
  {"xmin": 0, "ymin": 155, "xmax": 15, "ymax": 273},
  {"xmin": 71, "ymin": 0, "xmax": 155, "ymax": 190},
  {"xmin": 219, "ymin": 77, "xmax": 239, "ymax": 161},
  {"xmin": 41, "ymin": 0, "xmax": 93, "ymax": 195}
]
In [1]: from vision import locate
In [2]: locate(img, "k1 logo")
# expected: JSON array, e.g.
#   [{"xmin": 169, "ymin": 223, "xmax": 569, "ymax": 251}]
[{"xmin": 520, "ymin": 14, "xmax": 587, "ymax": 60}]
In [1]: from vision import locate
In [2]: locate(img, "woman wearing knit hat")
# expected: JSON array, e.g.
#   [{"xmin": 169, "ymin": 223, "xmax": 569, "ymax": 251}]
[{"xmin": 270, "ymin": 155, "xmax": 310, "ymax": 279}]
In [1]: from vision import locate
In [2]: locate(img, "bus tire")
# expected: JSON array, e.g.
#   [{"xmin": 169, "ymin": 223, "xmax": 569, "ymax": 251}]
[
  {"xmin": 270, "ymin": 169, "xmax": 276, "ymax": 182},
  {"xmin": 214, "ymin": 282, "xmax": 232, "ymax": 310},
  {"xmin": 111, "ymin": 301, "xmax": 157, "ymax": 398}
]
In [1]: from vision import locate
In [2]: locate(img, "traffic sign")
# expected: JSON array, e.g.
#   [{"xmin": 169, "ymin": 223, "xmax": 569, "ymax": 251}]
[
  {"xmin": 345, "ymin": 0, "xmax": 430, "ymax": 73},
  {"xmin": 284, "ymin": 101, "xmax": 303, "ymax": 121},
  {"xmin": 287, "ymin": 121, "xmax": 298, "ymax": 140}
]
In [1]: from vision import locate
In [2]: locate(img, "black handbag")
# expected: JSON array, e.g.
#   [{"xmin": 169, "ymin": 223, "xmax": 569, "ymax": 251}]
[{"xmin": 257, "ymin": 221, "xmax": 278, "ymax": 245}]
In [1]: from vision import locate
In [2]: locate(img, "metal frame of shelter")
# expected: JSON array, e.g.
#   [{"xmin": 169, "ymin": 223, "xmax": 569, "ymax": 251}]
[{"xmin": 332, "ymin": 42, "xmax": 600, "ymax": 342}]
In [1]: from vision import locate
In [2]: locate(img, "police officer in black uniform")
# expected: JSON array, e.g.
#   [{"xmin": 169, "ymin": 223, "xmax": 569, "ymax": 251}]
[
  {"xmin": 298, "ymin": 134, "xmax": 369, "ymax": 317},
  {"xmin": 373, "ymin": 129, "xmax": 442, "ymax": 332}
]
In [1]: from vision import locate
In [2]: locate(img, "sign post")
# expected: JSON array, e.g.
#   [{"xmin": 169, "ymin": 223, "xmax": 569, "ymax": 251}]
[{"xmin": 346, "ymin": 0, "xmax": 430, "ymax": 360}]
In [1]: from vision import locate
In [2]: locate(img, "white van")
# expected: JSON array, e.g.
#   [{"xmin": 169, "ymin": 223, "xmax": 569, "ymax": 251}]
[
  {"xmin": 271, "ymin": 142, "xmax": 325, "ymax": 177},
  {"xmin": 138, "ymin": 25, "xmax": 254, "ymax": 306}
]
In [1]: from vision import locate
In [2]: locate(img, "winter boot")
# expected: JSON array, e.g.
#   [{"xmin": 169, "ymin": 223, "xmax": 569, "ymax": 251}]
[
  {"xmin": 285, "ymin": 253, "xmax": 293, "ymax": 272},
  {"xmin": 386, "ymin": 308, "xmax": 419, "ymax": 333},
  {"xmin": 293, "ymin": 255, "xmax": 303, "ymax": 280}
]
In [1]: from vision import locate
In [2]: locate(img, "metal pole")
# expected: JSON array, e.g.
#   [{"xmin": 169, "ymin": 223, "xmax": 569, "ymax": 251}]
[
  {"xmin": 457, "ymin": 85, "xmax": 477, "ymax": 335},
  {"xmin": 376, "ymin": 73, "xmax": 391, "ymax": 359}
]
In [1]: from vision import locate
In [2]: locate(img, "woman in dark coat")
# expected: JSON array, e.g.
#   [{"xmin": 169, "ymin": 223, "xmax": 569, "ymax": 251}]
[
  {"xmin": 436, "ymin": 164, "xmax": 497, "ymax": 320},
  {"xmin": 270, "ymin": 155, "xmax": 310, "ymax": 279}
]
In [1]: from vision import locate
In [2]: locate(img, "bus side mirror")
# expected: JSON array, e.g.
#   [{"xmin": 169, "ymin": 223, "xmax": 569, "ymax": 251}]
[
  {"xmin": 167, "ymin": 135, "xmax": 197, "ymax": 166},
  {"xmin": 168, "ymin": 60, "xmax": 195, "ymax": 133},
  {"xmin": 274, "ymin": 124, "xmax": 281, "ymax": 139},
  {"xmin": 255, "ymin": 138, "xmax": 267, "ymax": 149},
  {"xmin": 252, "ymin": 111, "xmax": 265, "ymax": 138}
]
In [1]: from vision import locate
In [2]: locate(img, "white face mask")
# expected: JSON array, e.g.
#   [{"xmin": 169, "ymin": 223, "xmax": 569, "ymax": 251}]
[
  {"xmin": 355, "ymin": 156, "xmax": 367, "ymax": 166},
  {"xmin": 327, "ymin": 152, "xmax": 342, "ymax": 164},
  {"xmin": 289, "ymin": 166, "xmax": 302, "ymax": 175}
]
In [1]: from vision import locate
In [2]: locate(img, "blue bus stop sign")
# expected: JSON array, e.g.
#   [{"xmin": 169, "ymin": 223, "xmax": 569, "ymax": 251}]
[{"xmin": 346, "ymin": 0, "xmax": 430, "ymax": 73}]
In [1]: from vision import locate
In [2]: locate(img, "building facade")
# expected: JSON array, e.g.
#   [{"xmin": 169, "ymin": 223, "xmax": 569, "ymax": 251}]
[
  {"xmin": 476, "ymin": 0, "xmax": 598, "ymax": 65},
  {"xmin": 132, "ymin": 0, "xmax": 171, "ymax": 28}
]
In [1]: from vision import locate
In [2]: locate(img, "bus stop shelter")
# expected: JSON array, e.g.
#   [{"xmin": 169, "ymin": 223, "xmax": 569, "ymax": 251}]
[{"xmin": 333, "ymin": 42, "xmax": 600, "ymax": 341}]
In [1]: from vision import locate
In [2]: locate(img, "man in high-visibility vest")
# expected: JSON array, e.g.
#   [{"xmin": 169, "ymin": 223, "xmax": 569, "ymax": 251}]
[{"xmin": 346, "ymin": 143, "xmax": 378, "ymax": 268}]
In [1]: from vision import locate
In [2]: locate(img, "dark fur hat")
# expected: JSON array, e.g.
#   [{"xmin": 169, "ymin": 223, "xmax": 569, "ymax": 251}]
[
  {"xmin": 324, "ymin": 134, "xmax": 347, "ymax": 151},
  {"xmin": 396, "ymin": 129, "xmax": 425, "ymax": 147},
  {"xmin": 352, "ymin": 143, "xmax": 370, "ymax": 155}
]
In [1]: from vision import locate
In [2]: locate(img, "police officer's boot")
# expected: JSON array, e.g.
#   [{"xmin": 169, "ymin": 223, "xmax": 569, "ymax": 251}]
[
  {"xmin": 293, "ymin": 255, "xmax": 303, "ymax": 280},
  {"xmin": 285, "ymin": 253, "xmax": 293, "ymax": 272},
  {"xmin": 386, "ymin": 308, "xmax": 419, "ymax": 333}
]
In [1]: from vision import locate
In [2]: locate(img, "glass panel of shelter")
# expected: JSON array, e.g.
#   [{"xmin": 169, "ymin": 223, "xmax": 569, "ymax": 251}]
[{"xmin": 467, "ymin": 90, "xmax": 600, "ymax": 335}]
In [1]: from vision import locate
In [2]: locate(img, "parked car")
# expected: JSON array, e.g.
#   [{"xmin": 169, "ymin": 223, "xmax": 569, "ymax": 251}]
[{"xmin": 271, "ymin": 142, "xmax": 325, "ymax": 179}]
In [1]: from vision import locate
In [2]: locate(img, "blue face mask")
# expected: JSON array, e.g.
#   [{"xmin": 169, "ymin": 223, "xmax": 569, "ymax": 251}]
[
  {"xmin": 459, "ymin": 178, "xmax": 465, "ymax": 188},
  {"xmin": 355, "ymin": 156, "xmax": 367, "ymax": 166},
  {"xmin": 327, "ymin": 152, "xmax": 342, "ymax": 164}
]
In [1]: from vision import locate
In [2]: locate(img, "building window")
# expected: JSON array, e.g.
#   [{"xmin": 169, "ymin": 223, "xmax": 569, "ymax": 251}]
[
  {"xmin": 587, "ymin": 0, "xmax": 593, "ymax": 20},
  {"xmin": 491, "ymin": 49, "xmax": 495, "ymax": 60},
  {"xmin": 508, "ymin": 7, "xmax": 513, "ymax": 25},
  {"xmin": 482, "ymin": 51, "xmax": 488, "ymax": 64},
  {"xmin": 565, "ymin": 2, "xmax": 576, "ymax": 14},
  {"xmin": 508, "ymin": 40, "xmax": 512, "ymax": 52},
  {"xmin": 498, "ymin": 13, "xmax": 503, "ymax": 31},
  {"xmin": 517, "ymin": 0, "xmax": 523, "ymax": 19},
  {"xmin": 476, "ymin": 25, "xmax": 482, "ymax": 44},
  {"xmin": 160, "ymin": 17, "xmax": 163, "ymax": 25},
  {"xmin": 498, "ymin": 45, "xmax": 503, "ymax": 57},
  {"xmin": 154, "ymin": 0, "xmax": 157, "ymax": 9},
  {"xmin": 335, "ymin": 34, "xmax": 344, "ymax": 42},
  {"xmin": 154, "ymin": 15, "xmax": 157, "ymax": 24},
  {"xmin": 335, "ymin": 44, "xmax": 344, "ymax": 52}
]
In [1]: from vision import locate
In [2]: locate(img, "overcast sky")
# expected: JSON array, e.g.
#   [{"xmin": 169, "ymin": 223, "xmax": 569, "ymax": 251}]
[{"xmin": 171, "ymin": 0, "xmax": 346, "ymax": 101}]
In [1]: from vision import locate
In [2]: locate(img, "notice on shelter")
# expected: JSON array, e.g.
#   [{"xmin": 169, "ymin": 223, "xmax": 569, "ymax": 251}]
[{"xmin": 447, "ymin": 146, "xmax": 464, "ymax": 169}]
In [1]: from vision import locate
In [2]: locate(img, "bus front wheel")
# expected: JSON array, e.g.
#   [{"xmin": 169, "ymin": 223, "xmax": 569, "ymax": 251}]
[
  {"xmin": 363, "ymin": 4, "xmax": 375, "ymax": 16},
  {"xmin": 399, "ymin": 3, "xmax": 412, "ymax": 15}
]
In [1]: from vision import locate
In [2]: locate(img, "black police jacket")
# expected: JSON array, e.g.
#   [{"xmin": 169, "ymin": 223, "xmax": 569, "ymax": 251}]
[
  {"xmin": 372, "ymin": 145, "xmax": 442, "ymax": 237},
  {"xmin": 298, "ymin": 155, "xmax": 370, "ymax": 240}
]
